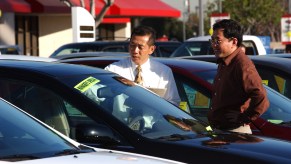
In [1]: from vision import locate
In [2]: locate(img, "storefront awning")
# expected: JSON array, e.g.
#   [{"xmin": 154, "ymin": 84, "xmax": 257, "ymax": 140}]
[
  {"xmin": 30, "ymin": 0, "xmax": 180, "ymax": 18},
  {"xmin": 0, "ymin": 0, "xmax": 31, "ymax": 13},
  {"xmin": 3, "ymin": 0, "xmax": 180, "ymax": 18},
  {"xmin": 110, "ymin": 0, "xmax": 181, "ymax": 18},
  {"xmin": 25, "ymin": 0, "xmax": 70, "ymax": 13},
  {"xmin": 102, "ymin": 18, "xmax": 130, "ymax": 24}
]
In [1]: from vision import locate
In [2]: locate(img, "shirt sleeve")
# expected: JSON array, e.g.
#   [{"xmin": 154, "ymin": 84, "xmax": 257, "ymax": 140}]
[
  {"xmin": 239, "ymin": 61, "xmax": 270, "ymax": 121},
  {"xmin": 163, "ymin": 67, "xmax": 181, "ymax": 106}
]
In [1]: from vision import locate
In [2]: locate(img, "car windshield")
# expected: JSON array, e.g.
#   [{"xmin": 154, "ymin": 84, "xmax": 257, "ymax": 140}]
[
  {"xmin": 63, "ymin": 74, "xmax": 208, "ymax": 139},
  {"xmin": 0, "ymin": 99, "xmax": 92, "ymax": 162},
  {"xmin": 184, "ymin": 41, "xmax": 214, "ymax": 55},
  {"xmin": 192, "ymin": 70, "xmax": 291, "ymax": 124}
]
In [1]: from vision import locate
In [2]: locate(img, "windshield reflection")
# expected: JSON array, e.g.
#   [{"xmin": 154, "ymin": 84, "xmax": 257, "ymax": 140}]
[{"xmin": 75, "ymin": 75, "xmax": 208, "ymax": 139}]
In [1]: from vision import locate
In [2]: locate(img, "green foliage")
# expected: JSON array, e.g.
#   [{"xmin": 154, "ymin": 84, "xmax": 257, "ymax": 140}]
[
  {"xmin": 141, "ymin": 18, "xmax": 195, "ymax": 41},
  {"xmin": 206, "ymin": 0, "xmax": 286, "ymax": 41},
  {"xmin": 224, "ymin": 0, "xmax": 284, "ymax": 33}
]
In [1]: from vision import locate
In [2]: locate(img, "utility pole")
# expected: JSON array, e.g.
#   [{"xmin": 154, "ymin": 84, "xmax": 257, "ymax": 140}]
[
  {"xmin": 198, "ymin": 0, "xmax": 204, "ymax": 36},
  {"xmin": 218, "ymin": 0, "xmax": 222, "ymax": 13},
  {"xmin": 183, "ymin": 0, "xmax": 189, "ymax": 41}
]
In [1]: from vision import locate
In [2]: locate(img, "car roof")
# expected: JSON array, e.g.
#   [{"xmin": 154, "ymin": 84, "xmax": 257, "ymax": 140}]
[
  {"xmin": 155, "ymin": 57, "xmax": 217, "ymax": 71},
  {"xmin": 251, "ymin": 55, "xmax": 291, "ymax": 70},
  {"xmin": 0, "ymin": 54, "xmax": 57, "ymax": 62},
  {"xmin": 61, "ymin": 56, "xmax": 218, "ymax": 72},
  {"xmin": 62, "ymin": 41, "xmax": 129, "ymax": 46},
  {"xmin": 177, "ymin": 55, "xmax": 291, "ymax": 71},
  {"xmin": 0, "ymin": 59, "xmax": 110, "ymax": 78},
  {"xmin": 186, "ymin": 35, "xmax": 262, "ymax": 42},
  {"xmin": 58, "ymin": 40, "xmax": 181, "ymax": 47},
  {"xmin": 265, "ymin": 53, "xmax": 291, "ymax": 58},
  {"xmin": 51, "ymin": 52, "xmax": 129, "ymax": 60}
]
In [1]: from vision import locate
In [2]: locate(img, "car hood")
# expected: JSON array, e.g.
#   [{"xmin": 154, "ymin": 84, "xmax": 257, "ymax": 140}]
[
  {"xmin": 9, "ymin": 151, "xmax": 181, "ymax": 164},
  {"xmin": 169, "ymin": 132, "xmax": 291, "ymax": 161}
]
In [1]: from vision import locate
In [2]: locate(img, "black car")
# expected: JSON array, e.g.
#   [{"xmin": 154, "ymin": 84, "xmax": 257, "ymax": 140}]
[
  {"xmin": 0, "ymin": 45, "xmax": 23, "ymax": 55},
  {"xmin": 50, "ymin": 41, "xmax": 182, "ymax": 59},
  {"xmin": 1, "ymin": 59, "xmax": 291, "ymax": 163},
  {"xmin": 177, "ymin": 55, "xmax": 291, "ymax": 100},
  {"xmin": 265, "ymin": 53, "xmax": 291, "ymax": 58},
  {"xmin": 61, "ymin": 56, "xmax": 291, "ymax": 141}
]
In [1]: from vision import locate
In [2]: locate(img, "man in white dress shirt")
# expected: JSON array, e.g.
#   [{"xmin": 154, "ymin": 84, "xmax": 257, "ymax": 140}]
[{"xmin": 105, "ymin": 25, "xmax": 181, "ymax": 106}]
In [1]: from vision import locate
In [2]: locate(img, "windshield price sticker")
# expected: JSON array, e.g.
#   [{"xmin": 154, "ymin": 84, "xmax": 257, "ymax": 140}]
[{"xmin": 74, "ymin": 76, "xmax": 100, "ymax": 92}]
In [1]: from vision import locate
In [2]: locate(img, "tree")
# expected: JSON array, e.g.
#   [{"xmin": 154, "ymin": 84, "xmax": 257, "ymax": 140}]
[
  {"xmin": 206, "ymin": 0, "xmax": 285, "ymax": 41},
  {"xmin": 60, "ymin": 0, "xmax": 114, "ymax": 27}
]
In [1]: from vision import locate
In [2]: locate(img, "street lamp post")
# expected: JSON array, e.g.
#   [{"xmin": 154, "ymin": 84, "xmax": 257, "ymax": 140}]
[
  {"xmin": 198, "ymin": 0, "xmax": 204, "ymax": 36},
  {"xmin": 183, "ymin": 0, "xmax": 189, "ymax": 41}
]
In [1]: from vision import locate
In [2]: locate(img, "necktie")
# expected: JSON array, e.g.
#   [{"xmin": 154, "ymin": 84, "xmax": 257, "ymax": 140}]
[{"xmin": 134, "ymin": 65, "xmax": 143, "ymax": 85}]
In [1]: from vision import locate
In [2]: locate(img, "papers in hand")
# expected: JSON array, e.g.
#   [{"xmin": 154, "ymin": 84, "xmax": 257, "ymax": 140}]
[{"xmin": 147, "ymin": 87, "xmax": 167, "ymax": 97}]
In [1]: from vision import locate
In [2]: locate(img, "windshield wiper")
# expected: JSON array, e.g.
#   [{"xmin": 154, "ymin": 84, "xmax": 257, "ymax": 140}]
[
  {"xmin": 279, "ymin": 121, "xmax": 291, "ymax": 126},
  {"xmin": 0, "ymin": 154, "xmax": 39, "ymax": 161},
  {"xmin": 53, "ymin": 149, "xmax": 84, "ymax": 156},
  {"xmin": 156, "ymin": 134, "xmax": 193, "ymax": 141},
  {"xmin": 78, "ymin": 145, "xmax": 95, "ymax": 152}
]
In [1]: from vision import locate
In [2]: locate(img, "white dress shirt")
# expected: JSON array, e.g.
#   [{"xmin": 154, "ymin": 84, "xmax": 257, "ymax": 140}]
[{"xmin": 104, "ymin": 57, "xmax": 181, "ymax": 106}]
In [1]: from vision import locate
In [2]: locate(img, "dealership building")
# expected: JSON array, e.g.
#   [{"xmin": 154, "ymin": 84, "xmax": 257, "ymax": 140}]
[{"xmin": 0, "ymin": 0, "xmax": 180, "ymax": 57}]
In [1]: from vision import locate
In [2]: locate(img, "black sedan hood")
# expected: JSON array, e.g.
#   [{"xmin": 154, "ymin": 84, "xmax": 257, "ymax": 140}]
[{"xmin": 167, "ymin": 132, "xmax": 291, "ymax": 162}]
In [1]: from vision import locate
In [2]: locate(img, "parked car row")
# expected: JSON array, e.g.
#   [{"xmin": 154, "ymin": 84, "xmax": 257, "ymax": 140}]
[
  {"xmin": 48, "ymin": 35, "xmax": 267, "ymax": 60},
  {"xmin": 169, "ymin": 35, "xmax": 267, "ymax": 57},
  {"xmin": 50, "ymin": 41, "xmax": 182, "ymax": 59},
  {"xmin": 60, "ymin": 56, "xmax": 291, "ymax": 142},
  {"xmin": 1, "ymin": 56, "xmax": 291, "ymax": 163}
]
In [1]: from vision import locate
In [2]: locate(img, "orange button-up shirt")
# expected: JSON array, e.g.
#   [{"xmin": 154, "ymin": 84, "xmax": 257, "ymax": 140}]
[{"xmin": 208, "ymin": 48, "xmax": 269, "ymax": 129}]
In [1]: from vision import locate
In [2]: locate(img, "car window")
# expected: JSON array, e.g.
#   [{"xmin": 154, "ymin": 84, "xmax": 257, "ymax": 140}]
[
  {"xmin": 156, "ymin": 45, "xmax": 180, "ymax": 57},
  {"xmin": 174, "ymin": 69, "xmax": 291, "ymax": 126},
  {"xmin": 173, "ymin": 74, "xmax": 211, "ymax": 123},
  {"xmin": 171, "ymin": 41, "xmax": 257, "ymax": 57},
  {"xmin": 256, "ymin": 66, "xmax": 291, "ymax": 99},
  {"xmin": 68, "ymin": 75, "xmax": 207, "ymax": 138},
  {"xmin": 242, "ymin": 41, "xmax": 258, "ymax": 55},
  {"xmin": 170, "ymin": 45, "xmax": 191, "ymax": 57},
  {"xmin": 0, "ymin": 79, "xmax": 129, "ymax": 147},
  {"xmin": 57, "ymin": 48, "xmax": 80, "ymax": 56},
  {"xmin": 0, "ymin": 74, "xmax": 208, "ymax": 145},
  {"xmin": 101, "ymin": 46, "xmax": 128, "ymax": 52},
  {"xmin": 0, "ymin": 47, "xmax": 20, "ymax": 55},
  {"xmin": 0, "ymin": 99, "xmax": 83, "ymax": 161},
  {"xmin": 261, "ymin": 86, "xmax": 291, "ymax": 124}
]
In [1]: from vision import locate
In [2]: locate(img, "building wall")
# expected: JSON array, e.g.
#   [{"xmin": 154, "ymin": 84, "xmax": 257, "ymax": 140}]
[
  {"xmin": 38, "ymin": 15, "xmax": 72, "ymax": 57},
  {"xmin": 0, "ymin": 13, "xmax": 16, "ymax": 45},
  {"xmin": 114, "ymin": 23, "xmax": 131, "ymax": 40}
]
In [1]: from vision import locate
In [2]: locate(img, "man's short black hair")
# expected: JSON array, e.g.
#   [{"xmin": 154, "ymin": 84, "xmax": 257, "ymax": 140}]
[
  {"xmin": 213, "ymin": 19, "xmax": 243, "ymax": 47},
  {"xmin": 130, "ymin": 25, "xmax": 156, "ymax": 46}
]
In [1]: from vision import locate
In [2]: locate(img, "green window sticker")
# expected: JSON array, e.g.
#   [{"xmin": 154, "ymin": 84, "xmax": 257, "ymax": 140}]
[
  {"xmin": 74, "ymin": 76, "xmax": 100, "ymax": 92},
  {"xmin": 268, "ymin": 119, "xmax": 283, "ymax": 124}
]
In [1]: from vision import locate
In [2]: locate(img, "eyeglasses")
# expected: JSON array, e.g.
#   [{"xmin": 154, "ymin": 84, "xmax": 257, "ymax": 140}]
[
  {"xmin": 209, "ymin": 39, "xmax": 222, "ymax": 46},
  {"xmin": 209, "ymin": 37, "xmax": 234, "ymax": 46}
]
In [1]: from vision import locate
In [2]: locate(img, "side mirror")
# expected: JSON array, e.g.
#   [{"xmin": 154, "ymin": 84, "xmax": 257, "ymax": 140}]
[{"xmin": 75, "ymin": 123, "xmax": 120, "ymax": 146}]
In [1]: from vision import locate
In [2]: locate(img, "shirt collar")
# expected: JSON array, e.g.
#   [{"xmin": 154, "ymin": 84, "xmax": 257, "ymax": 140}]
[
  {"xmin": 220, "ymin": 47, "xmax": 242, "ymax": 66},
  {"xmin": 130, "ymin": 58, "xmax": 150, "ymax": 70}
]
